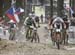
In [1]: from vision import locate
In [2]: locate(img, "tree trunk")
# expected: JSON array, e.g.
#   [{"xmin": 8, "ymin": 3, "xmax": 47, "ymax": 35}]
[
  {"xmin": 3, "ymin": 0, "xmax": 11, "ymax": 21},
  {"xmin": 0, "ymin": 0, "xmax": 3, "ymax": 17},
  {"xmin": 69, "ymin": 0, "xmax": 72, "ymax": 17},
  {"xmin": 16, "ymin": 0, "xmax": 23, "ymax": 7},
  {"xmin": 50, "ymin": 0, "xmax": 53, "ymax": 18},
  {"xmin": 72, "ymin": 0, "xmax": 75, "ymax": 12},
  {"xmin": 57, "ymin": 0, "xmax": 64, "ymax": 17}
]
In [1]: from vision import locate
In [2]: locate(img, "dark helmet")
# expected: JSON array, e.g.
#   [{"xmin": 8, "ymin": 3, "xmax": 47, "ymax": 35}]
[
  {"xmin": 62, "ymin": 15, "xmax": 67, "ymax": 19},
  {"xmin": 62, "ymin": 15, "xmax": 68, "ymax": 21}
]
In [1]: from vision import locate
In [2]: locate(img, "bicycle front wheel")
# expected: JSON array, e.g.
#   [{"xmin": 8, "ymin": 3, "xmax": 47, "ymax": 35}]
[{"xmin": 56, "ymin": 33, "xmax": 61, "ymax": 49}]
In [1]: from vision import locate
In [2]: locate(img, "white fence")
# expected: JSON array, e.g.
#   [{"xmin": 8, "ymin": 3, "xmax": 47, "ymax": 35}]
[
  {"xmin": 0, "ymin": 27, "xmax": 9, "ymax": 40},
  {"xmin": 68, "ymin": 26, "xmax": 75, "ymax": 44}
]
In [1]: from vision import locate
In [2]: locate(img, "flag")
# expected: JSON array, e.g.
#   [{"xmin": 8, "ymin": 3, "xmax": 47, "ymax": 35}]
[
  {"xmin": 13, "ymin": 7, "xmax": 20, "ymax": 23},
  {"xmin": 15, "ymin": 7, "xmax": 24, "ymax": 14},
  {"xmin": 5, "ymin": 6, "xmax": 20, "ymax": 23},
  {"xmin": 70, "ymin": 8, "xmax": 74, "ymax": 16}
]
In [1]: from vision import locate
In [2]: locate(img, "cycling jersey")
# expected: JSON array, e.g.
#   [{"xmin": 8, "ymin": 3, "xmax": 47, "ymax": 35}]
[
  {"xmin": 52, "ymin": 17, "xmax": 64, "ymax": 24},
  {"xmin": 24, "ymin": 17, "xmax": 36, "ymax": 27},
  {"xmin": 52, "ymin": 17, "xmax": 64, "ymax": 29},
  {"xmin": 8, "ymin": 23, "xmax": 16, "ymax": 28}
]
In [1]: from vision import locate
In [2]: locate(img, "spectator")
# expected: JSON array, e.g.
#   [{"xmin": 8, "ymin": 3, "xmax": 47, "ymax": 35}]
[
  {"xmin": 35, "ymin": 16, "xmax": 40, "ymax": 27},
  {"xmin": 40, "ymin": 14, "xmax": 43, "ymax": 23},
  {"xmin": 46, "ymin": 15, "xmax": 50, "ymax": 23}
]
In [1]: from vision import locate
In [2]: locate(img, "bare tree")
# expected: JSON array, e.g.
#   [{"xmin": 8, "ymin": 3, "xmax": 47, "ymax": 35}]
[
  {"xmin": 0, "ymin": 0, "xmax": 3, "ymax": 16},
  {"xmin": 69, "ymin": 0, "xmax": 72, "ymax": 17},
  {"xmin": 50, "ymin": 0, "xmax": 53, "ymax": 18},
  {"xmin": 71, "ymin": 0, "xmax": 75, "ymax": 12},
  {"xmin": 57, "ymin": 0, "xmax": 64, "ymax": 17},
  {"xmin": 16, "ymin": 0, "xmax": 23, "ymax": 7},
  {"xmin": 0, "ymin": 0, "xmax": 11, "ymax": 17}
]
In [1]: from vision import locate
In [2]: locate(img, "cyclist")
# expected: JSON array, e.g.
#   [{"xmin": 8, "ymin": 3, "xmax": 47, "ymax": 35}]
[
  {"xmin": 30, "ymin": 11, "xmax": 40, "ymax": 27},
  {"xmin": 24, "ymin": 13, "xmax": 36, "ymax": 40},
  {"xmin": 35, "ymin": 16, "xmax": 40, "ymax": 27},
  {"xmin": 52, "ymin": 17, "xmax": 65, "ymax": 30},
  {"xmin": 51, "ymin": 17, "xmax": 66, "ymax": 45},
  {"xmin": 40, "ymin": 14, "xmax": 43, "ymax": 23},
  {"xmin": 8, "ymin": 20, "xmax": 16, "ymax": 40},
  {"xmin": 63, "ymin": 15, "xmax": 69, "ymax": 29},
  {"xmin": 62, "ymin": 15, "xmax": 69, "ymax": 44}
]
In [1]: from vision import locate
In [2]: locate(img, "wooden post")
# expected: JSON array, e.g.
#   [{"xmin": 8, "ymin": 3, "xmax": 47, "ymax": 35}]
[{"xmin": 0, "ymin": 0, "xmax": 3, "ymax": 17}]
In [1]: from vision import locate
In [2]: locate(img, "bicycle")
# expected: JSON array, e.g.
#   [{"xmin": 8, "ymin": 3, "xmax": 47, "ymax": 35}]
[
  {"xmin": 25, "ymin": 26, "xmax": 33, "ymax": 41},
  {"xmin": 52, "ymin": 28, "xmax": 63, "ymax": 49},
  {"xmin": 31, "ymin": 27, "xmax": 40, "ymax": 43}
]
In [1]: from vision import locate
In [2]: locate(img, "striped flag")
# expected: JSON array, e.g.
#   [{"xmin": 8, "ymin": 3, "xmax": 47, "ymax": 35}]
[
  {"xmin": 15, "ymin": 7, "xmax": 24, "ymax": 15},
  {"xmin": 70, "ymin": 8, "xmax": 74, "ymax": 16},
  {"xmin": 5, "ymin": 6, "xmax": 20, "ymax": 23}
]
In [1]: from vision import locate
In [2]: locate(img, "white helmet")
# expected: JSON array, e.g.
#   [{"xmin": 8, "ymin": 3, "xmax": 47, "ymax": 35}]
[
  {"xmin": 29, "ymin": 13, "xmax": 32, "ymax": 18},
  {"xmin": 9, "ymin": 20, "xmax": 15, "ymax": 23},
  {"xmin": 29, "ymin": 13, "xmax": 35, "ymax": 17},
  {"xmin": 29, "ymin": 13, "xmax": 32, "ymax": 16}
]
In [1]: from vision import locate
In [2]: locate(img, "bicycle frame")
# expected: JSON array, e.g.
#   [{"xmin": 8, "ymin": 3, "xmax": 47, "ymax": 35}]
[
  {"xmin": 31, "ymin": 27, "xmax": 40, "ymax": 43},
  {"xmin": 26, "ymin": 27, "xmax": 33, "ymax": 40},
  {"xmin": 55, "ymin": 32, "xmax": 62, "ymax": 42}
]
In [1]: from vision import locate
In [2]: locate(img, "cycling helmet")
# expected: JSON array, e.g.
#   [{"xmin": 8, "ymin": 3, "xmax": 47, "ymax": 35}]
[{"xmin": 9, "ymin": 20, "xmax": 15, "ymax": 23}]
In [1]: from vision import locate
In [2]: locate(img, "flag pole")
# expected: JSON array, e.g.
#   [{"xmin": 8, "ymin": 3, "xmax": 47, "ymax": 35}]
[
  {"xmin": 11, "ymin": 0, "xmax": 16, "ymax": 6},
  {"xmin": 11, "ymin": 0, "xmax": 19, "ymax": 29},
  {"xmin": 11, "ymin": 0, "xmax": 20, "ymax": 23}
]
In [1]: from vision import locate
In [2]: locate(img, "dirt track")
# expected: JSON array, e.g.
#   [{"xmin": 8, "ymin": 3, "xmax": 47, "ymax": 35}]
[
  {"xmin": 0, "ymin": 24, "xmax": 75, "ymax": 55},
  {"xmin": 0, "ymin": 40, "xmax": 75, "ymax": 55}
]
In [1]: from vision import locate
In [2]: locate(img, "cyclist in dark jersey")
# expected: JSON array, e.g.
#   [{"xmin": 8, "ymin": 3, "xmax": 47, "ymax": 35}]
[{"xmin": 24, "ymin": 13, "xmax": 36, "ymax": 40}]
